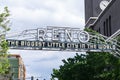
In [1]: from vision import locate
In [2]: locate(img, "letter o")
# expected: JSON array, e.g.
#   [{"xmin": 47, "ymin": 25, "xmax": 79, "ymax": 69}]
[{"xmin": 78, "ymin": 31, "xmax": 89, "ymax": 43}]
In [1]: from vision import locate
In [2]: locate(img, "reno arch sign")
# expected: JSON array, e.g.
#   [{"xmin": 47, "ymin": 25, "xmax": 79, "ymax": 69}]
[
  {"xmin": 7, "ymin": 27, "xmax": 116, "ymax": 52},
  {"xmin": 37, "ymin": 27, "xmax": 89, "ymax": 43}
]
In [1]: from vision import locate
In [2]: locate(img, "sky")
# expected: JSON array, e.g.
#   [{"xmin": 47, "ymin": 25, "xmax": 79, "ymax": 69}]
[{"xmin": 1, "ymin": 0, "xmax": 85, "ymax": 80}]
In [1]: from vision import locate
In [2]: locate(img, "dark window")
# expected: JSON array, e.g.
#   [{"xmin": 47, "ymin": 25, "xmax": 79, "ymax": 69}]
[
  {"xmin": 109, "ymin": 16, "xmax": 111, "ymax": 36},
  {"xmin": 103, "ymin": 15, "xmax": 112, "ymax": 36},
  {"xmin": 104, "ymin": 22, "xmax": 106, "ymax": 36},
  {"xmin": 106, "ymin": 19, "xmax": 109, "ymax": 36},
  {"xmin": 98, "ymin": 28, "xmax": 101, "ymax": 33},
  {"xmin": 91, "ymin": 26, "xmax": 94, "ymax": 30}
]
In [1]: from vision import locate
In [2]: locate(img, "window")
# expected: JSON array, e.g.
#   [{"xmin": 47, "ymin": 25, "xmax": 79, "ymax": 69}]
[
  {"xmin": 99, "ymin": 28, "xmax": 101, "ymax": 33},
  {"xmin": 104, "ymin": 22, "xmax": 106, "ymax": 36},
  {"xmin": 109, "ymin": 16, "xmax": 111, "ymax": 36},
  {"xmin": 103, "ymin": 15, "xmax": 112, "ymax": 36},
  {"xmin": 106, "ymin": 19, "xmax": 108, "ymax": 36}
]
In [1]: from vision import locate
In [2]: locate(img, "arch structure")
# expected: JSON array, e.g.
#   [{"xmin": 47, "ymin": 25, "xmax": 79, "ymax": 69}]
[{"xmin": 6, "ymin": 27, "xmax": 119, "ymax": 57}]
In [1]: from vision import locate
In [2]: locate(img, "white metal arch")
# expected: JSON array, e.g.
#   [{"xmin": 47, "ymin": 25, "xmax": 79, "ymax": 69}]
[{"xmin": 6, "ymin": 27, "xmax": 120, "ymax": 57}]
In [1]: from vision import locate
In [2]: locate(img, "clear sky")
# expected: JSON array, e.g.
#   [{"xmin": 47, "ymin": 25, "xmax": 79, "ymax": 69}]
[{"xmin": 1, "ymin": 0, "xmax": 85, "ymax": 80}]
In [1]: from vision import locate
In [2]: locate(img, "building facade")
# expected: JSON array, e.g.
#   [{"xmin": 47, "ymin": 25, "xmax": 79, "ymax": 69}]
[
  {"xmin": 85, "ymin": 0, "xmax": 120, "ymax": 37},
  {"xmin": 85, "ymin": 0, "xmax": 103, "ymax": 22},
  {"xmin": 8, "ymin": 54, "xmax": 26, "ymax": 80}
]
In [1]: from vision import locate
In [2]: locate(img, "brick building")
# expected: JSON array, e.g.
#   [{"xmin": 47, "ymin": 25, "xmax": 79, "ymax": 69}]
[{"xmin": 8, "ymin": 54, "xmax": 26, "ymax": 80}]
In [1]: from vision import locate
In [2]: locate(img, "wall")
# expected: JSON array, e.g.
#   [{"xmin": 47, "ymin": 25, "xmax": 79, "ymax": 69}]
[{"xmin": 93, "ymin": 0, "xmax": 120, "ymax": 36}]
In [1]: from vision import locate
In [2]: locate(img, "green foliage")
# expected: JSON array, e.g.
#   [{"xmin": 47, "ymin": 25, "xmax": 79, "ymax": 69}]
[
  {"xmin": 0, "ymin": 57, "xmax": 10, "ymax": 74},
  {"xmin": 84, "ymin": 28, "xmax": 98, "ymax": 34},
  {"xmin": 0, "ymin": 7, "xmax": 10, "ymax": 75},
  {"xmin": 85, "ymin": 28, "xmax": 106, "ymax": 44},
  {"xmin": 0, "ymin": 7, "xmax": 10, "ymax": 32},
  {"xmin": 51, "ymin": 28, "xmax": 120, "ymax": 80},
  {"xmin": 51, "ymin": 53, "xmax": 120, "ymax": 80}
]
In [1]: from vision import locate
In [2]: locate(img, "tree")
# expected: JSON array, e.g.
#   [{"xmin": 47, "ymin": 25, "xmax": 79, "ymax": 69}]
[
  {"xmin": 51, "ymin": 52, "xmax": 120, "ymax": 80},
  {"xmin": 0, "ymin": 6, "xmax": 10, "ymax": 76},
  {"xmin": 51, "ymin": 28, "xmax": 120, "ymax": 80}
]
